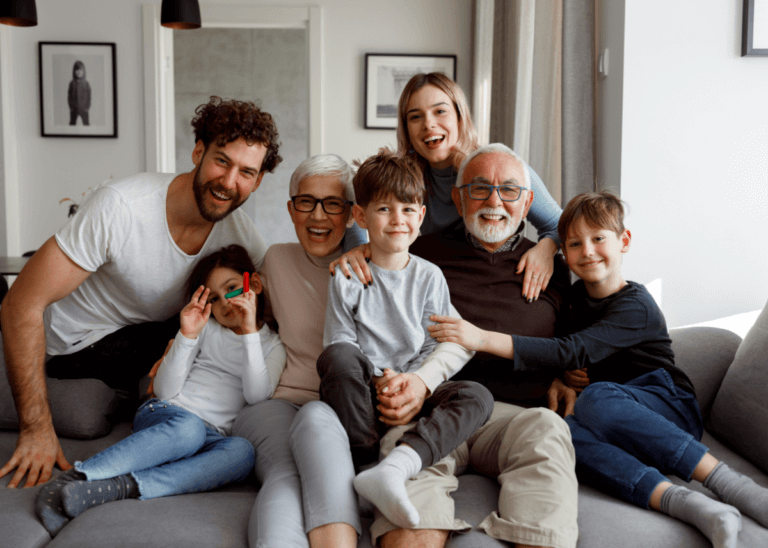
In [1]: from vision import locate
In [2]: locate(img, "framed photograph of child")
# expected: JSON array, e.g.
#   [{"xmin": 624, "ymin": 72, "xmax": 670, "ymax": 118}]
[
  {"xmin": 38, "ymin": 42, "xmax": 117, "ymax": 138},
  {"xmin": 364, "ymin": 53, "xmax": 457, "ymax": 130}
]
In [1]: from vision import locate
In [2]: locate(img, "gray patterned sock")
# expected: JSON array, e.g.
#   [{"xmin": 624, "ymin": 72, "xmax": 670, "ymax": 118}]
[
  {"xmin": 660, "ymin": 485, "xmax": 741, "ymax": 548},
  {"xmin": 705, "ymin": 462, "xmax": 768, "ymax": 528},
  {"xmin": 61, "ymin": 473, "xmax": 140, "ymax": 518},
  {"xmin": 34, "ymin": 469, "xmax": 85, "ymax": 537}
]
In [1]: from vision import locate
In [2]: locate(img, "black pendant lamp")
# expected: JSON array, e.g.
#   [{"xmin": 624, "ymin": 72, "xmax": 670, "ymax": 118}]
[
  {"xmin": 161, "ymin": 0, "xmax": 201, "ymax": 29},
  {"xmin": 0, "ymin": 0, "xmax": 38, "ymax": 27}
]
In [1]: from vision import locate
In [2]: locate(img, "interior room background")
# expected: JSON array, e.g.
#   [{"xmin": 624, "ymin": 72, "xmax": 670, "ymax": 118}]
[
  {"xmin": 0, "ymin": 0, "xmax": 765, "ymax": 330},
  {"xmin": 174, "ymin": 27, "xmax": 309, "ymax": 247}
]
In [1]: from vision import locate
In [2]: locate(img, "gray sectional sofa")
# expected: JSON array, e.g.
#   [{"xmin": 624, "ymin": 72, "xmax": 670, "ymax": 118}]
[{"xmin": 2, "ymin": 302, "xmax": 768, "ymax": 548}]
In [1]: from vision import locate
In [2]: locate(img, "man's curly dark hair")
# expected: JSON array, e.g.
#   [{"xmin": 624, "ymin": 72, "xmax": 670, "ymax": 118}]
[{"xmin": 191, "ymin": 96, "xmax": 283, "ymax": 174}]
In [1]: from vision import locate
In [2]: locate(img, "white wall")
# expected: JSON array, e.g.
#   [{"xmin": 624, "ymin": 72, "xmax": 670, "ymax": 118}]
[
  {"xmin": 1, "ymin": 0, "xmax": 148, "ymax": 254},
  {"xmin": 316, "ymin": 0, "xmax": 472, "ymax": 163},
  {"xmin": 617, "ymin": 0, "xmax": 768, "ymax": 327},
  {"xmin": 0, "ymin": 0, "xmax": 472, "ymax": 253},
  {"xmin": 0, "ymin": 48, "xmax": 6, "ymax": 257}
]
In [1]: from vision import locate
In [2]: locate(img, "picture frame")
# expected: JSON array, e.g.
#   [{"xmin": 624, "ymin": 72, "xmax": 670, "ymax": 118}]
[
  {"xmin": 39, "ymin": 42, "xmax": 118, "ymax": 138},
  {"xmin": 364, "ymin": 53, "xmax": 457, "ymax": 129},
  {"xmin": 742, "ymin": 0, "xmax": 768, "ymax": 56}
]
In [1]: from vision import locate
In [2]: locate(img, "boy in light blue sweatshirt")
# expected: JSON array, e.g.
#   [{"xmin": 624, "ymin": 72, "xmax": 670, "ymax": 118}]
[{"xmin": 317, "ymin": 148, "xmax": 493, "ymax": 529}]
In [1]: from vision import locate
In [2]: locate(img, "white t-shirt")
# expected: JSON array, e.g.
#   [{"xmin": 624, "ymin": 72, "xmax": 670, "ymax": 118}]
[
  {"xmin": 153, "ymin": 320, "xmax": 286, "ymax": 435},
  {"xmin": 45, "ymin": 172, "xmax": 267, "ymax": 356}
]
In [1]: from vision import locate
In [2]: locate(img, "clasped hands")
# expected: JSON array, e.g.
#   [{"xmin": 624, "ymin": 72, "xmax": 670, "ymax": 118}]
[{"xmin": 374, "ymin": 369, "xmax": 429, "ymax": 426}]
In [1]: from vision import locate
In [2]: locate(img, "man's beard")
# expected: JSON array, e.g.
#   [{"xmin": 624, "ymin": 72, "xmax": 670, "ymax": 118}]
[
  {"xmin": 192, "ymin": 169, "xmax": 243, "ymax": 222},
  {"xmin": 463, "ymin": 201, "xmax": 520, "ymax": 244}
]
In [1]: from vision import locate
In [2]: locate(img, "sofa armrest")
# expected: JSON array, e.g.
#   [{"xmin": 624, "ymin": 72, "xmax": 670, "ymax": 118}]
[{"xmin": 707, "ymin": 302, "xmax": 768, "ymax": 475}]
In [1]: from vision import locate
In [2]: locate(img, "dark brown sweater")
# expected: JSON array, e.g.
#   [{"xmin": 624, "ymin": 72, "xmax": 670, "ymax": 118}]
[{"xmin": 410, "ymin": 220, "xmax": 570, "ymax": 405}]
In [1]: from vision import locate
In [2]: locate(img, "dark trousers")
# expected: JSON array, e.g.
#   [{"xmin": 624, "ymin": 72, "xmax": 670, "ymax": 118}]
[
  {"xmin": 317, "ymin": 342, "xmax": 494, "ymax": 469},
  {"xmin": 46, "ymin": 317, "xmax": 180, "ymax": 411},
  {"xmin": 565, "ymin": 369, "xmax": 708, "ymax": 508}
]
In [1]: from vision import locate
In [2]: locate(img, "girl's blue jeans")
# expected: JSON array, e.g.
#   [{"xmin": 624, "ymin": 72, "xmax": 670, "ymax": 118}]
[
  {"xmin": 74, "ymin": 398, "xmax": 255, "ymax": 500},
  {"xmin": 565, "ymin": 369, "xmax": 709, "ymax": 509}
]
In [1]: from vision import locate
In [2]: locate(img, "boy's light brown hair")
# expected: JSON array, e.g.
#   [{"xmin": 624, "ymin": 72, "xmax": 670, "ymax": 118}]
[
  {"xmin": 558, "ymin": 190, "xmax": 626, "ymax": 243},
  {"xmin": 353, "ymin": 148, "xmax": 426, "ymax": 208}
]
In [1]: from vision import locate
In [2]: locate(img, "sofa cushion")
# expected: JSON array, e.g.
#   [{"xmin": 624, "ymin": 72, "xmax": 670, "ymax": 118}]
[
  {"xmin": 46, "ymin": 490, "xmax": 256, "ymax": 548},
  {"xmin": 0, "ymin": 362, "xmax": 120, "ymax": 440},
  {"xmin": 669, "ymin": 326, "xmax": 742, "ymax": 418},
  {"xmin": 575, "ymin": 430, "xmax": 768, "ymax": 548},
  {"xmin": 708, "ymin": 301, "xmax": 768, "ymax": 474}
]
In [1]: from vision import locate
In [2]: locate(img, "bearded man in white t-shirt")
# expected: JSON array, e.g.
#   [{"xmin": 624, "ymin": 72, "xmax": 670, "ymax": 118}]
[{"xmin": 0, "ymin": 96, "xmax": 282, "ymax": 489}]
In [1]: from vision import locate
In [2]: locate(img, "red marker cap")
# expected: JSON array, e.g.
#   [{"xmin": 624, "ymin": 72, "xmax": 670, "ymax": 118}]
[{"xmin": 244, "ymin": 272, "xmax": 249, "ymax": 294}]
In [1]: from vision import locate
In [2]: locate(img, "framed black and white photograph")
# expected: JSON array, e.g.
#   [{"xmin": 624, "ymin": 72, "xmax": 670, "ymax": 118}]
[
  {"xmin": 742, "ymin": 0, "xmax": 768, "ymax": 56},
  {"xmin": 364, "ymin": 53, "xmax": 457, "ymax": 129},
  {"xmin": 39, "ymin": 42, "xmax": 117, "ymax": 138}
]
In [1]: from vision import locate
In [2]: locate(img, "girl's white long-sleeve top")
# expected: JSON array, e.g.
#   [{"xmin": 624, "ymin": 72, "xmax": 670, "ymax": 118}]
[{"xmin": 153, "ymin": 320, "xmax": 286, "ymax": 435}]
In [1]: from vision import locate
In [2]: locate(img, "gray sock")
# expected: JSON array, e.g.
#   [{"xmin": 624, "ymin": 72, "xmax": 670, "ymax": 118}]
[
  {"xmin": 660, "ymin": 485, "xmax": 741, "ymax": 548},
  {"xmin": 34, "ymin": 469, "xmax": 85, "ymax": 537},
  {"xmin": 61, "ymin": 473, "xmax": 140, "ymax": 518},
  {"xmin": 705, "ymin": 462, "xmax": 768, "ymax": 529}
]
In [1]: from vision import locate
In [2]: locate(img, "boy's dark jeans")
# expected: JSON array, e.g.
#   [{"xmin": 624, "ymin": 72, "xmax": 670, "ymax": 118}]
[
  {"xmin": 317, "ymin": 342, "xmax": 494, "ymax": 469},
  {"xmin": 46, "ymin": 316, "xmax": 180, "ymax": 417}
]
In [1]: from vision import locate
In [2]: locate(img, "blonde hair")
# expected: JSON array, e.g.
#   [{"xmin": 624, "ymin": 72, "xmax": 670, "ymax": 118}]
[{"xmin": 396, "ymin": 73, "xmax": 479, "ymax": 173}]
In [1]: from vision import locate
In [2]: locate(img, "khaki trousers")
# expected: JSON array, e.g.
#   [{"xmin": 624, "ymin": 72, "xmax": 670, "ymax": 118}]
[{"xmin": 371, "ymin": 402, "xmax": 579, "ymax": 548}]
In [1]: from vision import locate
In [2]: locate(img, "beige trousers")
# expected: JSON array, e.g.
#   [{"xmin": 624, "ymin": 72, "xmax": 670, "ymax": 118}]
[{"xmin": 370, "ymin": 402, "xmax": 579, "ymax": 548}]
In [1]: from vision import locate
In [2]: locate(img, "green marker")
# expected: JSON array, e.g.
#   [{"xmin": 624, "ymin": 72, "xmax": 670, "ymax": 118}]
[{"xmin": 224, "ymin": 288, "xmax": 243, "ymax": 299}]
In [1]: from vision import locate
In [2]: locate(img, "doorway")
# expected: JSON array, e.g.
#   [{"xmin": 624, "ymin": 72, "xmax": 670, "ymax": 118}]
[
  {"xmin": 174, "ymin": 27, "xmax": 308, "ymax": 245},
  {"xmin": 142, "ymin": 3, "xmax": 323, "ymax": 246}
]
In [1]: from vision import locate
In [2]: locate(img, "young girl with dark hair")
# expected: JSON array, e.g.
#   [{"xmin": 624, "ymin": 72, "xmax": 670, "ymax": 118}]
[{"xmin": 36, "ymin": 245, "xmax": 286, "ymax": 537}]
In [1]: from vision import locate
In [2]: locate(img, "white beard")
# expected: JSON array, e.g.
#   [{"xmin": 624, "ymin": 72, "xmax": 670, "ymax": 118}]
[{"xmin": 463, "ymin": 203, "xmax": 520, "ymax": 244}]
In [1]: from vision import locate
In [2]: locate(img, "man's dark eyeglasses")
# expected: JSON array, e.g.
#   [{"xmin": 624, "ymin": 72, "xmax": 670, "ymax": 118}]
[
  {"xmin": 462, "ymin": 182, "xmax": 527, "ymax": 202},
  {"xmin": 291, "ymin": 195, "xmax": 353, "ymax": 215}
]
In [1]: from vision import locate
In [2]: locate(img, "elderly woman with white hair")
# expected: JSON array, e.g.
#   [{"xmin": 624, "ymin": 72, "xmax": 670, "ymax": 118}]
[{"xmin": 233, "ymin": 154, "xmax": 362, "ymax": 548}]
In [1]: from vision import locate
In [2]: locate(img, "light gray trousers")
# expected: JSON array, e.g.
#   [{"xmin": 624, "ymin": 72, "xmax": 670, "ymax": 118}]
[{"xmin": 233, "ymin": 398, "xmax": 361, "ymax": 548}]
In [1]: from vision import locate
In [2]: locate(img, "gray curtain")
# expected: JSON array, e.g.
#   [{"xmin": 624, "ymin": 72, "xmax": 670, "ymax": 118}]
[
  {"xmin": 489, "ymin": 0, "xmax": 595, "ymax": 207},
  {"xmin": 562, "ymin": 0, "xmax": 596, "ymax": 203}
]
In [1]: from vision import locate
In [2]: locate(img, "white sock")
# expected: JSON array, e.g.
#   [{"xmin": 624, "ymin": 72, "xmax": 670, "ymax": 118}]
[{"xmin": 353, "ymin": 444, "xmax": 422, "ymax": 528}]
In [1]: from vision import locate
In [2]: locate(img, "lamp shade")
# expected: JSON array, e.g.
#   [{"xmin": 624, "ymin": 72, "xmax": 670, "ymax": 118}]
[
  {"xmin": 0, "ymin": 0, "xmax": 38, "ymax": 27},
  {"xmin": 161, "ymin": 0, "xmax": 201, "ymax": 29}
]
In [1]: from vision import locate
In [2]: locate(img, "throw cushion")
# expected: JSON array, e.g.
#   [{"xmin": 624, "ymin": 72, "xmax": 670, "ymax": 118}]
[
  {"xmin": 0, "ymin": 367, "xmax": 119, "ymax": 440},
  {"xmin": 708, "ymin": 301, "xmax": 768, "ymax": 473},
  {"xmin": 669, "ymin": 326, "xmax": 742, "ymax": 418}
]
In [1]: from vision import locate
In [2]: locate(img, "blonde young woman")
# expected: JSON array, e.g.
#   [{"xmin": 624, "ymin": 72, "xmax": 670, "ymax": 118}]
[{"xmin": 334, "ymin": 72, "xmax": 563, "ymax": 302}]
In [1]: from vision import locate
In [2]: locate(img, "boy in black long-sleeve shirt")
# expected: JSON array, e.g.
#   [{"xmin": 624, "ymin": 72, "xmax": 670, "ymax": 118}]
[{"xmin": 429, "ymin": 191, "xmax": 768, "ymax": 548}]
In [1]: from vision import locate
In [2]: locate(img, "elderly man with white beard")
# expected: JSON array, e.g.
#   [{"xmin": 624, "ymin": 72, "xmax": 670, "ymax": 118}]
[{"xmin": 372, "ymin": 144, "xmax": 579, "ymax": 548}]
